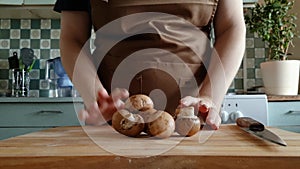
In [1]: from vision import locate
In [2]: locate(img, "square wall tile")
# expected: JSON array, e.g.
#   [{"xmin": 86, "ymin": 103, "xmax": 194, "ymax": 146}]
[
  {"xmin": 246, "ymin": 38, "xmax": 254, "ymax": 48},
  {"xmin": 0, "ymin": 29, "xmax": 10, "ymax": 39},
  {"xmin": 41, "ymin": 19, "xmax": 51, "ymax": 29},
  {"xmin": 31, "ymin": 19, "xmax": 41, "ymax": 29},
  {"xmin": 10, "ymin": 29, "xmax": 20, "ymax": 39},
  {"xmin": 1, "ymin": 20, "xmax": 11, "ymax": 29},
  {"xmin": 10, "ymin": 39, "xmax": 20, "ymax": 49},
  {"xmin": 30, "ymin": 29, "xmax": 41, "ymax": 39},
  {"xmin": 10, "ymin": 19, "xmax": 20, "ymax": 29},
  {"xmin": 0, "ymin": 40, "xmax": 10, "ymax": 49},
  {"xmin": 51, "ymin": 19, "xmax": 60, "ymax": 29},
  {"xmin": 0, "ymin": 59, "xmax": 9, "ymax": 69},
  {"xmin": 0, "ymin": 80, "xmax": 8, "ymax": 90},
  {"xmin": 0, "ymin": 50, "xmax": 9, "ymax": 59},
  {"xmin": 21, "ymin": 20, "xmax": 31, "ymax": 29},
  {"xmin": 246, "ymin": 79, "xmax": 255, "ymax": 88},
  {"xmin": 20, "ymin": 29, "xmax": 30, "ymax": 39},
  {"xmin": 254, "ymin": 38, "xmax": 265, "ymax": 48},
  {"xmin": 0, "ymin": 69, "xmax": 9, "ymax": 79},
  {"xmin": 254, "ymin": 48, "xmax": 266, "ymax": 58},
  {"xmin": 41, "ymin": 29, "xmax": 51, "ymax": 39},
  {"xmin": 234, "ymin": 79, "xmax": 244, "ymax": 90}
]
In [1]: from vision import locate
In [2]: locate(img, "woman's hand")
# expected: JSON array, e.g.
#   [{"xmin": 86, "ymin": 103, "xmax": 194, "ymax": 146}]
[
  {"xmin": 78, "ymin": 88, "xmax": 129, "ymax": 125},
  {"xmin": 179, "ymin": 96, "xmax": 221, "ymax": 130}
]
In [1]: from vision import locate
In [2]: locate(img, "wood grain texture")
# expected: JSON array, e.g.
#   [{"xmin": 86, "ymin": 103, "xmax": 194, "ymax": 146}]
[
  {"xmin": 267, "ymin": 95, "xmax": 300, "ymax": 101},
  {"xmin": 0, "ymin": 125, "xmax": 300, "ymax": 169}
]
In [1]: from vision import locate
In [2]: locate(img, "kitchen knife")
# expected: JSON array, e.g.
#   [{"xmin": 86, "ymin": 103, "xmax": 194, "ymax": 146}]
[{"xmin": 236, "ymin": 117, "xmax": 287, "ymax": 146}]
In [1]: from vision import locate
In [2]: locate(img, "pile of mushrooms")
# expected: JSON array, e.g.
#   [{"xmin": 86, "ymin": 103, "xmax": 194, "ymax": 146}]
[{"xmin": 112, "ymin": 94, "xmax": 202, "ymax": 138}]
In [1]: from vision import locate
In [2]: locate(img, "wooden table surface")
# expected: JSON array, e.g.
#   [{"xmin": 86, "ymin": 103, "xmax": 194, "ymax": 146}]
[{"xmin": 0, "ymin": 124, "xmax": 300, "ymax": 169}]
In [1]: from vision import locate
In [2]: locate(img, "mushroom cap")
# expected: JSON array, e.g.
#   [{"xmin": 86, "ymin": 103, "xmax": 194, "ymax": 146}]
[
  {"xmin": 147, "ymin": 111, "xmax": 175, "ymax": 139},
  {"xmin": 175, "ymin": 116, "xmax": 201, "ymax": 137},
  {"xmin": 112, "ymin": 109, "xmax": 145, "ymax": 137},
  {"xmin": 176, "ymin": 106, "xmax": 195, "ymax": 118},
  {"xmin": 125, "ymin": 94, "xmax": 154, "ymax": 112},
  {"xmin": 138, "ymin": 108, "xmax": 158, "ymax": 123}
]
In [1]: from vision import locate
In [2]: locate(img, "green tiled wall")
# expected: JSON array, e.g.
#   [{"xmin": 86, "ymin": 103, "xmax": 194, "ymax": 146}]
[
  {"xmin": 0, "ymin": 19, "xmax": 61, "ymax": 97},
  {"xmin": 0, "ymin": 18, "xmax": 267, "ymax": 97}
]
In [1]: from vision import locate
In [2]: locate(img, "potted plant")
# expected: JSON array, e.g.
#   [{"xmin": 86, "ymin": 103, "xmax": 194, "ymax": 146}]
[{"xmin": 245, "ymin": 0, "xmax": 300, "ymax": 95}]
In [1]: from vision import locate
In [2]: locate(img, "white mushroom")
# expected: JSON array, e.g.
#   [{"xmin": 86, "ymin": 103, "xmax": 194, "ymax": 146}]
[{"xmin": 175, "ymin": 106, "xmax": 201, "ymax": 137}]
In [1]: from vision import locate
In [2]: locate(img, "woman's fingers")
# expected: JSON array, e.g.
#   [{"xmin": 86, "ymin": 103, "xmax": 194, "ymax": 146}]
[
  {"xmin": 205, "ymin": 108, "xmax": 221, "ymax": 130},
  {"xmin": 79, "ymin": 88, "xmax": 129, "ymax": 126},
  {"xmin": 78, "ymin": 108, "xmax": 89, "ymax": 122},
  {"xmin": 180, "ymin": 96, "xmax": 201, "ymax": 107},
  {"xmin": 180, "ymin": 96, "xmax": 221, "ymax": 130},
  {"xmin": 110, "ymin": 88, "xmax": 129, "ymax": 106},
  {"xmin": 97, "ymin": 88, "xmax": 110, "ymax": 101},
  {"xmin": 94, "ymin": 88, "xmax": 129, "ymax": 122},
  {"xmin": 78, "ymin": 102, "xmax": 107, "ymax": 126},
  {"xmin": 180, "ymin": 96, "xmax": 213, "ymax": 108}
]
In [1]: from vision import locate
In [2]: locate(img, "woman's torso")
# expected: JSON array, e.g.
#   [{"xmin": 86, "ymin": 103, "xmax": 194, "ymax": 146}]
[{"xmin": 90, "ymin": 0, "xmax": 219, "ymax": 115}]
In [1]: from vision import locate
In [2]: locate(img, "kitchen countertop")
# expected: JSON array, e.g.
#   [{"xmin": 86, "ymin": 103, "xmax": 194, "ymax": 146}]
[
  {"xmin": 0, "ymin": 125, "xmax": 299, "ymax": 169},
  {"xmin": 0, "ymin": 97, "xmax": 83, "ymax": 103},
  {"xmin": 267, "ymin": 95, "xmax": 300, "ymax": 102}
]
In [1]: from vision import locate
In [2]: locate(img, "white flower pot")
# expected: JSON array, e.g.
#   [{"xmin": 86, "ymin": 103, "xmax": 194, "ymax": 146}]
[{"xmin": 260, "ymin": 60, "xmax": 300, "ymax": 95}]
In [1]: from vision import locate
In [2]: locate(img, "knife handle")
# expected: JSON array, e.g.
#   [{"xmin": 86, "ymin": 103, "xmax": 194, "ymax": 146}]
[{"xmin": 236, "ymin": 117, "xmax": 265, "ymax": 131}]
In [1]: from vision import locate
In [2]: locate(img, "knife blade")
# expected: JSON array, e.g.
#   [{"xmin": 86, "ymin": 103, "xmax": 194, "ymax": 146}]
[{"xmin": 236, "ymin": 117, "xmax": 287, "ymax": 146}]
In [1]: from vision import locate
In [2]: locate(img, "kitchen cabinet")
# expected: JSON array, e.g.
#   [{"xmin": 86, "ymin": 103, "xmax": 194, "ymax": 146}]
[
  {"xmin": 0, "ymin": 97, "xmax": 84, "ymax": 140},
  {"xmin": 0, "ymin": 0, "xmax": 55, "ymax": 5},
  {"xmin": 268, "ymin": 96, "xmax": 300, "ymax": 133},
  {"xmin": 0, "ymin": 0, "xmax": 59, "ymax": 19},
  {"xmin": 0, "ymin": 0, "xmax": 22, "ymax": 5},
  {"xmin": 268, "ymin": 101, "xmax": 300, "ymax": 126},
  {"xmin": 23, "ymin": 0, "xmax": 56, "ymax": 5}
]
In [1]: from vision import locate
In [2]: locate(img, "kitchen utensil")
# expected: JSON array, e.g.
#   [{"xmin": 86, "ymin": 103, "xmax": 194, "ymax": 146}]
[
  {"xmin": 8, "ymin": 52, "xmax": 19, "ymax": 69},
  {"xmin": 20, "ymin": 48, "xmax": 35, "ymax": 70},
  {"xmin": 45, "ymin": 57, "xmax": 73, "ymax": 97},
  {"xmin": 45, "ymin": 57, "xmax": 70, "ymax": 81},
  {"xmin": 236, "ymin": 117, "xmax": 287, "ymax": 146},
  {"xmin": 11, "ymin": 69, "xmax": 30, "ymax": 97}
]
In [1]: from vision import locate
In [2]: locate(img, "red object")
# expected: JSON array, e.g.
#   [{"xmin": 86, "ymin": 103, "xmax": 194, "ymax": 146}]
[
  {"xmin": 199, "ymin": 104, "xmax": 209, "ymax": 113},
  {"xmin": 199, "ymin": 104, "xmax": 209, "ymax": 120}
]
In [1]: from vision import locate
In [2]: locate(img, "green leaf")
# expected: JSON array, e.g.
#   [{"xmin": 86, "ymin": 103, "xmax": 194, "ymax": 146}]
[{"xmin": 245, "ymin": 0, "xmax": 298, "ymax": 60}]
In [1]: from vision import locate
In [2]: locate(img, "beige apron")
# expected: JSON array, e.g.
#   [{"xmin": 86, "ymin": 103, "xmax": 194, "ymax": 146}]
[{"xmin": 90, "ymin": 0, "xmax": 218, "ymax": 116}]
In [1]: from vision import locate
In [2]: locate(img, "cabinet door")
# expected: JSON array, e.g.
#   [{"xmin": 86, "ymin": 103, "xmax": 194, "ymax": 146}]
[
  {"xmin": 268, "ymin": 101, "xmax": 300, "ymax": 126},
  {"xmin": 23, "ymin": 0, "xmax": 56, "ymax": 5},
  {"xmin": 0, "ymin": 102, "xmax": 83, "ymax": 127},
  {"xmin": 0, "ymin": 0, "xmax": 22, "ymax": 5}
]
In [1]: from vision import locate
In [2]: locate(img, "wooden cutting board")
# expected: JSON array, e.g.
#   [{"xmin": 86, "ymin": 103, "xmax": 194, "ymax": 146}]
[{"xmin": 0, "ymin": 124, "xmax": 300, "ymax": 169}]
